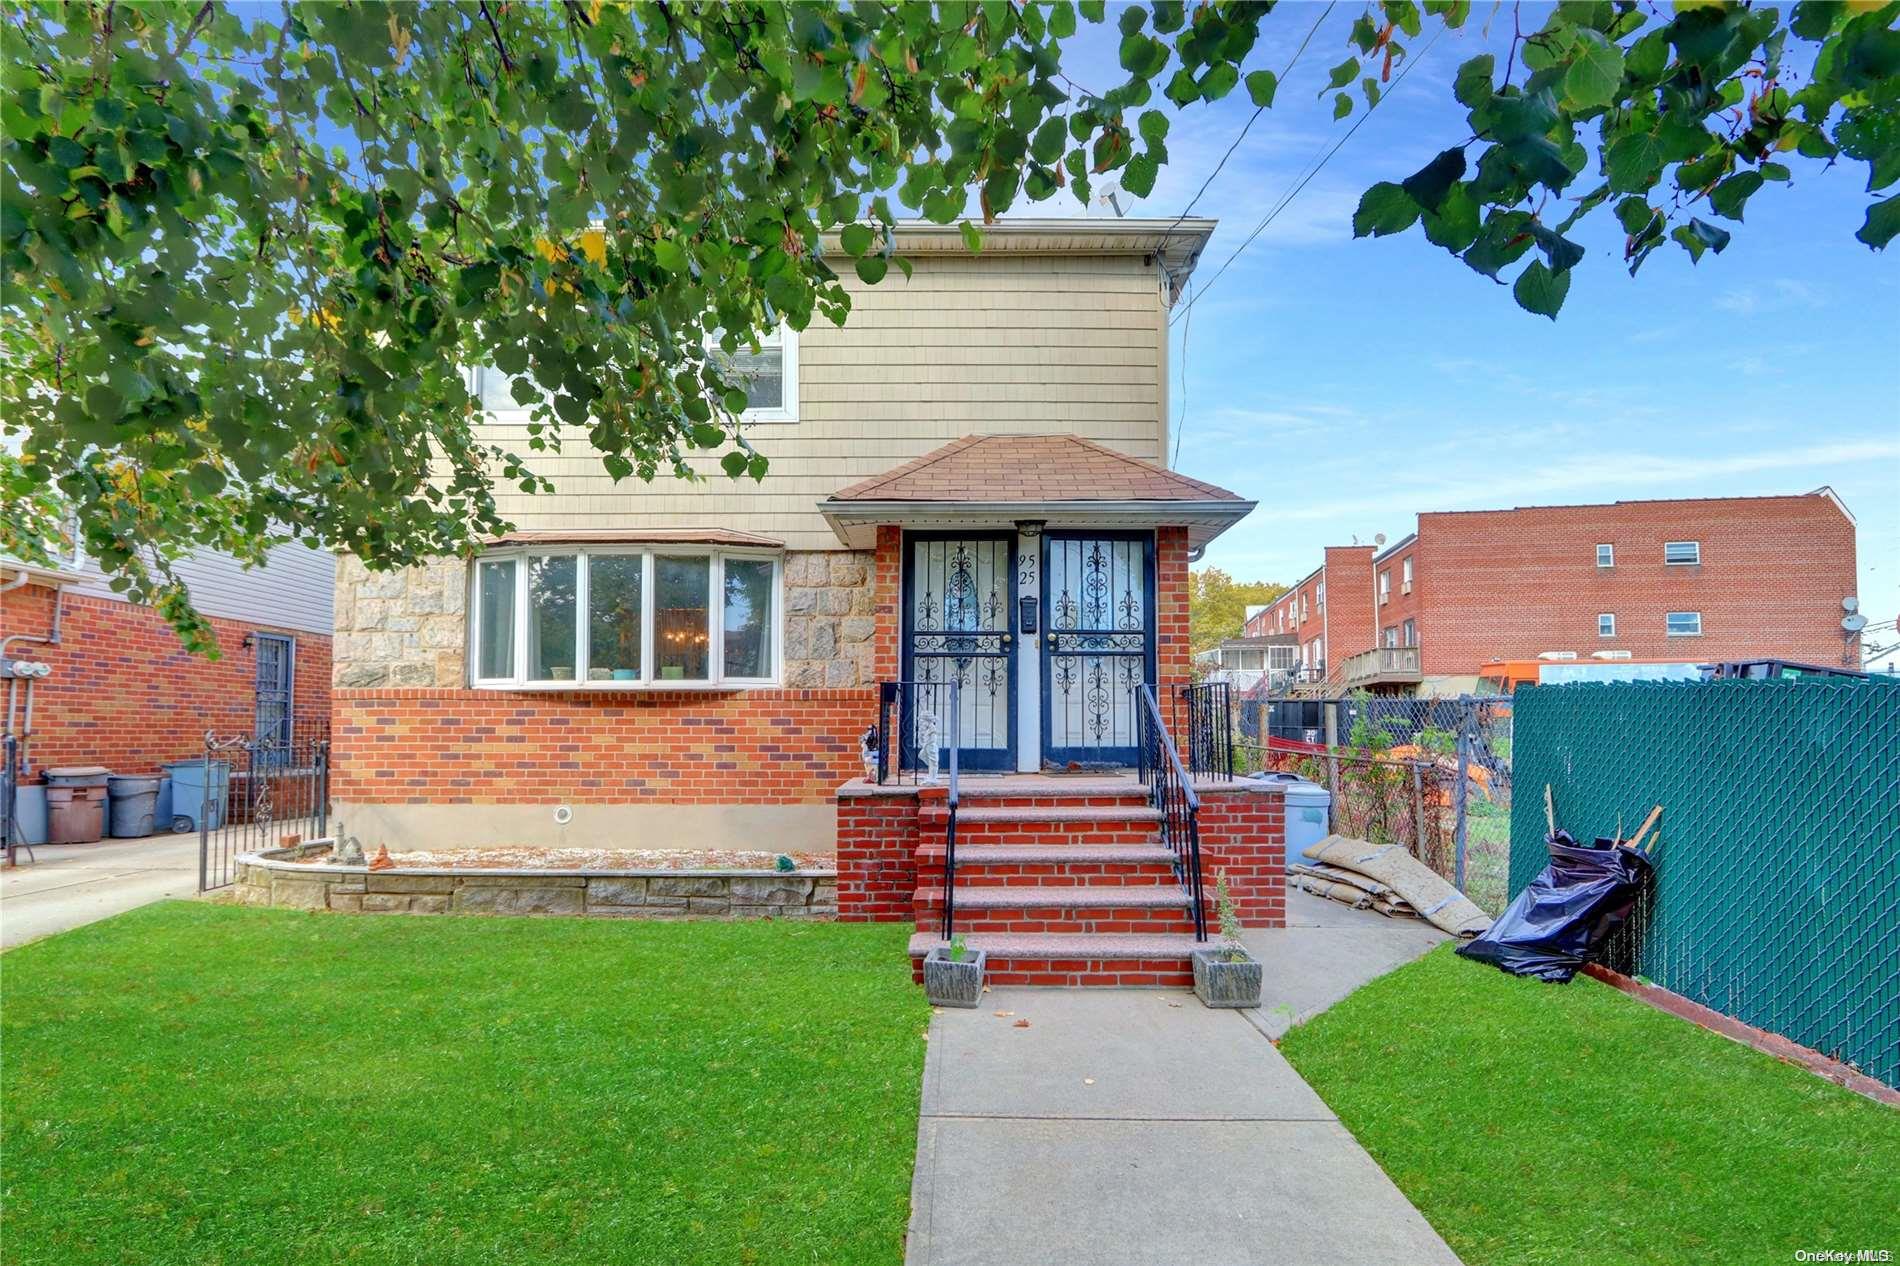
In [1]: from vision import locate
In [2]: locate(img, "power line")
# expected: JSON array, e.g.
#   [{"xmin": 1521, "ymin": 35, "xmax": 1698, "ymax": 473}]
[{"xmin": 1170, "ymin": 23, "xmax": 1449, "ymax": 328}]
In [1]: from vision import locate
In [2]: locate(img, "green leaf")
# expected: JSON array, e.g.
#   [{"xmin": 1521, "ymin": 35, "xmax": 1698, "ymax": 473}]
[
  {"xmin": 1463, "ymin": 211, "xmax": 1536, "ymax": 278},
  {"xmin": 1422, "ymin": 184, "xmax": 1482, "ymax": 252},
  {"xmin": 1118, "ymin": 4, "xmax": 1147, "ymax": 35},
  {"xmin": 1484, "ymin": 88, "xmax": 1557, "ymax": 143},
  {"xmin": 1453, "ymin": 54, "xmax": 1495, "ymax": 109},
  {"xmin": 959, "ymin": 219, "xmax": 983, "ymax": 253},
  {"xmin": 1321, "ymin": 58, "xmax": 1360, "ymax": 94},
  {"xmin": 1245, "ymin": 70, "xmax": 1278, "ymax": 108},
  {"xmin": 1030, "ymin": 117, "xmax": 1066, "ymax": 165},
  {"xmin": 720, "ymin": 450, "xmax": 749, "ymax": 478},
  {"xmin": 1512, "ymin": 259, "xmax": 1570, "ymax": 319},
  {"xmin": 1333, "ymin": 92, "xmax": 1352, "ymax": 121},
  {"xmin": 652, "ymin": 238, "xmax": 688, "ymax": 274},
  {"xmin": 1625, "ymin": 29, "xmax": 1669, "ymax": 80},
  {"xmin": 1121, "ymin": 151, "xmax": 1159, "ymax": 197},
  {"xmin": 1530, "ymin": 222, "xmax": 1585, "ymax": 273},
  {"xmin": 855, "ymin": 254, "xmax": 889, "ymax": 284},
  {"xmin": 839, "ymin": 223, "xmax": 874, "ymax": 256},
  {"xmin": 1199, "ymin": 62, "xmax": 1240, "ymax": 101},
  {"xmin": 1138, "ymin": 110, "xmax": 1169, "ymax": 144},
  {"xmin": 1151, "ymin": 0, "xmax": 1184, "ymax": 33},
  {"xmin": 1352, "ymin": 182, "xmax": 1420, "ymax": 238},
  {"xmin": 1401, "ymin": 147, "xmax": 1467, "ymax": 214},
  {"xmin": 1563, "ymin": 30, "xmax": 1625, "ymax": 110},
  {"xmin": 1857, "ymin": 196, "xmax": 1900, "ymax": 249},
  {"xmin": 1080, "ymin": 0, "xmax": 1106, "ymax": 23},
  {"xmin": 1708, "ymin": 171, "xmax": 1764, "ymax": 221},
  {"xmin": 1605, "ymin": 132, "xmax": 1664, "ymax": 193}
]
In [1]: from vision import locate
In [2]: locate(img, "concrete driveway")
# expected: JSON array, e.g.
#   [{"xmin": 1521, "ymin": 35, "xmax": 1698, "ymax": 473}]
[
  {"xmin": 906, "ymin": 891, "xmax": 1460, "ymax": 1266},
  {"xmin": 1, "ymin": 833, "xmax": 202, "ymax": 950}
]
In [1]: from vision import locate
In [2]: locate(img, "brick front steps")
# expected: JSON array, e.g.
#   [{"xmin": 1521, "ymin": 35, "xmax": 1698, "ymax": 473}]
[
  {"xmin": 837, "ymin": 772, "xmax": 1285, "ymax": 985},
  {"xmin": 905, "ymin": 931, "xmax": 1205, "ymax": 987}
]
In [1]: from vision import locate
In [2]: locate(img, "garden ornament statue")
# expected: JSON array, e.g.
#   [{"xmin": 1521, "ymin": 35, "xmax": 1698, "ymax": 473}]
[
  {"xmin": 916, "ymin": 707, "xmax": 942, "ymax": 784},
  {"xmin": 859, "ymin": 723, "xmax": 880, "ymax": 782},
  {"xmin": 332, "ymin": 835, "xmax": 366, "ymax": 866}
]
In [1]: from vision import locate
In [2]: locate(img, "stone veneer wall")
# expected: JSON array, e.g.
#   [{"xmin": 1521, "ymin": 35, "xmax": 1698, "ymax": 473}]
[
  {"xmin": 235, "ymin": 844, "xmax": 839, "ymax": 918},
  {"xmin": 333, "ymin": 549, "xmax": 878, "ymax": 689}
]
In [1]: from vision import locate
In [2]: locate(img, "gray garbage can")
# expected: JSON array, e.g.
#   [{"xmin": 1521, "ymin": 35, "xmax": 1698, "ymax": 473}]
[
  {"xmin": 160, "ymin": 760, "xmax": 229, "ymax": 833},
  {"xmin": 107, "ymin": 775, "xmax": 161, "ymax": 838},
  {"xmin": 1251, "ymin": 771, "xmax": 1332, "ymax": 868}
]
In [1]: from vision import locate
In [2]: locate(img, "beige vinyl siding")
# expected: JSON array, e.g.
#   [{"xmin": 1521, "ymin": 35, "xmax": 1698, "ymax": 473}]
[{"xmin": 479, "ymin": 252, "xmax": 1169, "ymax": 550}]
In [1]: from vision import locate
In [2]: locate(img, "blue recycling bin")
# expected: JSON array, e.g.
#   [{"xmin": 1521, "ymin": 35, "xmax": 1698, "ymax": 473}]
[{"xmin": 160, "ymin": 759, "xmax": 229, "ymax": 833}]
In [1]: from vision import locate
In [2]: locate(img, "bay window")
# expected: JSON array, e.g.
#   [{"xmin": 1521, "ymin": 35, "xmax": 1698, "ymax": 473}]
[{"xmin": 471, "ymin": 548, "xmax": 780, "ymax": 687}]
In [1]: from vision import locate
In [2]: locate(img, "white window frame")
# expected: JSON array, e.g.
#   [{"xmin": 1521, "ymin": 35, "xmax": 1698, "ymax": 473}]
[
  {"xmin": 1378, "ymin": 570, "xmax": 1390, "ymax": 604},
  {"xmin": 1383, "ymin": 625, "xmax": 1398, "ymax": 649},
  {"xmin": 467, "ymin": 546, "xmax": 783, "ymax": 689},
  {"xmin": 1664, "ymin": 540, "xmax": 1701, "ymax": 566},
  {"xmin": 1596, "ymin": 543, "xmax": 1615, "ymax": 568},
  {"xmin": 707, "ymin": 324, "xmax": 800, "ymax": 425},
  {"xmin": 1598, "ymin": 612, "xmax": 1617, "ymax": 638},
  {"xmin": 1401, "ymin": 557, "xmax": 1413, "ymax": 593},
  {"xmin": 1402, "ymin": 618, "xmax": 1416, "ymax": 647},
  {"xmin": 1665, "ymin": 611, "xmax": 1703, "ymax": 637}
]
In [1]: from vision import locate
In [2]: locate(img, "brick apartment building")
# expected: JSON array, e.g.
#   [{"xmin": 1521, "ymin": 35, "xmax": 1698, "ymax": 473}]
[{"xmin": 1246, "ymin": 489, "xmax": 1861, "ymax": 693}]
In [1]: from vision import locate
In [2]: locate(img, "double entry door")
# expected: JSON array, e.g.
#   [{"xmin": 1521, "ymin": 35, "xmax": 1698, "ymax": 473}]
[{"xmin": 900, "ymin": 531, "xmax": 1155, "ymax": 771}]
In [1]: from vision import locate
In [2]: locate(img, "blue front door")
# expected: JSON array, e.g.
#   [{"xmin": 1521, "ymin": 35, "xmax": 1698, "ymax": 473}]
[
  {"xmin": 900, "ymin": 533, "xmax": 1017, "ymax": 771},
  {"xmin": 1041, "ymin": 533, "xmax": 1154, "ymax": 768}
]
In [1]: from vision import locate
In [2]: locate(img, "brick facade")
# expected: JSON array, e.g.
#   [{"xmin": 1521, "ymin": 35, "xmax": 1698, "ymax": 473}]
[
  {"xmin": 0, "ymin": 584, "xmax": 331, "ymax": 779},
  {"xmin": 1247, "ymin": 491, "xmax": 1860, "ymax": 680}
]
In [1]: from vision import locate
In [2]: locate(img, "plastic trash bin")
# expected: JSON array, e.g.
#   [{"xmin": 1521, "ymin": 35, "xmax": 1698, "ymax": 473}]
[
  {"xmin": 1251, "ymin": 771, "xmax": 1332, "ymax": 869},
  {"xmin": 107, "ymin": 775, "xmax": 161, "ymax": 838},
  {"xmin": 45, "ymin": 766, "xmax": 109, "ymax": 844},
  {"xmin": 160, "ymin": 760, "xmax": 229, "ymax": 833}
]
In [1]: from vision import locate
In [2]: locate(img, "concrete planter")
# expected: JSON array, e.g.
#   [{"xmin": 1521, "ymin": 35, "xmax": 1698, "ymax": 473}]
[
  {"xmin": 922, "ymin": 946, "xmax": 987, "ymax": 1008},
  {"xmin": 1191, "ymin": 947, "xmax": 1263, "ymax": 1009}
]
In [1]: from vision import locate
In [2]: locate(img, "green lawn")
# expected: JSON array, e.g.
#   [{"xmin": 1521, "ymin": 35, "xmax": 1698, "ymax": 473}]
[
  {"xmin": 1280, "ymin": 944, "xmax": 1900, "ymax": 1266},
  {"xmin": 1, "ymin": 903, "xmax": 928, "ymax": 1265}
]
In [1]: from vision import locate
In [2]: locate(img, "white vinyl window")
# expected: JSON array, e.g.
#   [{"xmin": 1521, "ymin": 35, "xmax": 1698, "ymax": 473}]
[
  {"xmin": 1664, "ymin": 540, "xmax": 1701, "ymax": 565},
  {"xmin": 706, "ymin": 324, "xmax": 799, "ymax": 423},
  {"xmin": 1598, "ymin": 612, "xmax": 1617, "ymax": 638},
  {"xmin": 1596, "ymin": 543, "xmax": 1615, "ymax": 568},
  {"xmin": 1402, "ymin": 619, "xmax": 1416, "ymax": 647},
  {"xmin": 471, "ymin": 547, "xmax": 781, "ymax": 688},
  {"xmin": 1666, "ymin": 611, "xmax": 1703, "ymax": 637},
  {"xmin": 1401, "ymin": 557, "xmax": 1413, "ymax": 592},
  {"xmin": 1384, "ymin": 625, "xmax": 1399, "ymax": 648},
  {"xmin": 1379, "ymin": 571, "xmax": 1390, "ymax": 604},
  {"xmin": 1316, "ymin": 582, "xmax": 1326, "ymax": 611}
]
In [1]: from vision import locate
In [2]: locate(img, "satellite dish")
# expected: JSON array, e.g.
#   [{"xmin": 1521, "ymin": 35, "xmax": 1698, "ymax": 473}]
[
  {"xmin": 1843, "ymin": 596, "xmax": 1859, "ymax": 613},
  {"xmin": 1843, "ymin": 613, "xmax": 1869, "ymax": 632},
  {"xmin": 1374, "ymin": 533, "xmax": 1386, "ymax": 546}
]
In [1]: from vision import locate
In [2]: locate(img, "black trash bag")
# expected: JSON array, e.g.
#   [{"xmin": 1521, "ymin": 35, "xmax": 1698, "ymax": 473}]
[{"xmin": 1456, "ymin": 830, "xmax": 1654, "ymax": 983}]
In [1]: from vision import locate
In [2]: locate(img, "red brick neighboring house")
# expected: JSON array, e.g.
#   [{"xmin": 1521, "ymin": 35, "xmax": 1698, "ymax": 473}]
[
  {"xmin": 1247, "ymin": 489, "xmax": 1862, "ymax": 692},
  {"xmin": 2, "ymin": 543, "xmax": 334, "ymax": 786}
]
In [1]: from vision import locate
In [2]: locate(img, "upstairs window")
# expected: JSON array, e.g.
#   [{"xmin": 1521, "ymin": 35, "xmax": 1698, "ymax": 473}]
[
  {"xmin": 1666, "ymin": 611, "xmax": 1703, "ymax": 637},
  {"xmin": 1383, "ymin": 625, "xmax": 1399, "ymax": 648},
  {"xmin": 1664, "ymin": 540, "xmax": 1701, "ymax": 565},
  {"xmin": 706, "ymin": 324, "xmax": 799, "ymax": 423},
  {"xmin": 1401, "ymin": 557, "xmax": 1413, "ymax": 592},
  {"xmin": 1596, "ymin": 543, "xmax": 1615, "ymax": 568},
  {"xmin": 1402, "ymin": 618, "xmax": 1416, "ymax": 647},
  {"xmin": 1378, "ymin": 571, "xmax": 1390, "ymax": 603},
  {"xmin": 472, "ymin": 548, "xmax": 780, "ymax": 687},
  {"xmin": 1598, "ymin": 612, "xmax": 1617, "ymax": 638}
]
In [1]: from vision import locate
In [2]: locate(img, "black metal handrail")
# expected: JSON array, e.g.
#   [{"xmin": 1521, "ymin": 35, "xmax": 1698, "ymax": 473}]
[
  {"xmin": 1175, "ymin": 680, "xmax": 1234, "ymax": 781},
  {"xmin": 1137, "ymin": 683, "xmax": 1208, "ymax": 941},
  {"xmin": 941, "ymin": 680, "xmax": 961, "ymax": 939}
]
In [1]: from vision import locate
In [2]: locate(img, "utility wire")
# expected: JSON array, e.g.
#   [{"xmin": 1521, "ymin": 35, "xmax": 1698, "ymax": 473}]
[{"xmin": 1171, "ymin": 23, "xmax": 1448, "ymax": 328}]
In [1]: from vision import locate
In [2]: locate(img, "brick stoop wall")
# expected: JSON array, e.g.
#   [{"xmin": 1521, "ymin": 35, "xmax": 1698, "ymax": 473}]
[{"xmin": 837, "ymin": 778, "xmax": 1286, "ymax": 987}]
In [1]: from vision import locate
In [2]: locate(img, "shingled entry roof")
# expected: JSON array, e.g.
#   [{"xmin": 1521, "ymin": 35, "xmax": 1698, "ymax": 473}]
[{"xmin": 827, "ymin": 434, "xmax": 1245, "ymax": 504}]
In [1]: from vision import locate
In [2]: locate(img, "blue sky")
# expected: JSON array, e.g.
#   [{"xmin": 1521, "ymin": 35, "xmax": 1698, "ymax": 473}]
[{"xmin": 1038, "ymin": 3, "xmax": 1899, "ymax": 656}]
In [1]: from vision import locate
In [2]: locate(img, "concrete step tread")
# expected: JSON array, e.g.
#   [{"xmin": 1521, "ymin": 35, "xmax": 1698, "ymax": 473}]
[
  {"xmin": 941, "ymin": 780, "xmax": 1151, "ymax": 801},
  {"xmin": 907, "ymin": 931, "xmax": 1211, "ymax": 959},
  {"xmin": 918, "ymin": 844, "xmax": 1179, "ymax": 865},
  {"xmin": 925, "ymin": 805, "xmax": 1163, "ymax": 824},
  {"xmin": 914, "ymin": 884, "xmax": 1194, "ymax": 910}
]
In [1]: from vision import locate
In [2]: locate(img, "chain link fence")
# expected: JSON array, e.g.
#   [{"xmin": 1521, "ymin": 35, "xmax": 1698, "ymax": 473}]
[
  {"xmin": 1512, "ymin": 678, "xmax": 1899, "ymax": 1090},
  {"xmin": 1237, "ymin": 693, "xmax": 1515, "ymax": 913}
]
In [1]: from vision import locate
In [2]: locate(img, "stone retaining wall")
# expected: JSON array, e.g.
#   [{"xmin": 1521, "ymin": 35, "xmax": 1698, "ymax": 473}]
[{"xmin": 235, "ymin": 843, "xmax": 838, "ymax": 919}]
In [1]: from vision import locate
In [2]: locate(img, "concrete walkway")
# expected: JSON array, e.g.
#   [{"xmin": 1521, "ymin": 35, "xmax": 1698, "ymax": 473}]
[
  {"xmin": 0, "ymin": 834, "xmax": 201, "ymax": 950},
  {"xmin": 906, "ymin": 890, "xmax": 1457, "ymax": 1266}
]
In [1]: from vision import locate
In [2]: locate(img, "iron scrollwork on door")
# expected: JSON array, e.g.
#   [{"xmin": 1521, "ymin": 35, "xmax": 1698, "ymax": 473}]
[
  {"xmin": 1045, "ymin": 536, "xmax": 1150, "ymax": 763},
  {"xmin": 906, "ymin": 537, "xmax": 1012, "ymax": 766}
]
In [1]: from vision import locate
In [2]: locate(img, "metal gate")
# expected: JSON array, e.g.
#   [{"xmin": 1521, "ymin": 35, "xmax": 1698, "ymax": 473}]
[
  {"xmin": 198, "ymin": 732, "xmax": 329, "ymax": 891},
  {"xmin": 901, "ymin": 533, "xmax": 1016, "ymax": 770}
]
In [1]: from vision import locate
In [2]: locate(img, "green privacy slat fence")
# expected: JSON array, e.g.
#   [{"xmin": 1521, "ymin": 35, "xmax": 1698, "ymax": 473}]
[{"xmin": 1510, "ymin": 679, "xmax": 1900, "ymax": 1090}]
